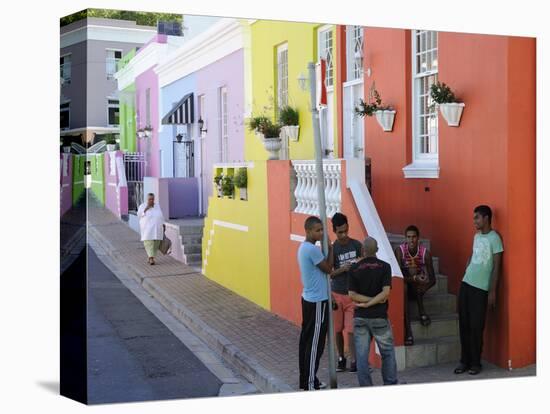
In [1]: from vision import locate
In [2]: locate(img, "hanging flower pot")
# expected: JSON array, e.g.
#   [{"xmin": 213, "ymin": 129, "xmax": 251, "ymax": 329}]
[
  {"xmin": 374, "ymin": 110, "xmax": 396, "ymax": 132},
  {"xmin": 439, "ymin": 103, "xmax": 465, "ymax": 127},
  {"xmin": 239, "ymin": 187, "xmax": 248, "ymax": 200},
  {"xmin": 106, "ymin": 144, "xmax": 116, "ymax": 151},
  {"xmin": 430, "ymin": 81, "xmax": 465, "ymax": 127},
  {"xmin": 281, "ymin": 125, "xmax": 300, "ymax": 141},
  {"xmin": 62, "ymin": 146, "xmax": 71, "ymax": 153}
]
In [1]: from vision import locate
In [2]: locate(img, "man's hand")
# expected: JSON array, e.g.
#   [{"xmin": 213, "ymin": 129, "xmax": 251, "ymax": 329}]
[
  {"xmin": 488, "ymin": 290, "xmax": 497, "ymax": 309},
  {"xmin": 355, "ymin": 301, "xmax": 369, "ymax": 308}
]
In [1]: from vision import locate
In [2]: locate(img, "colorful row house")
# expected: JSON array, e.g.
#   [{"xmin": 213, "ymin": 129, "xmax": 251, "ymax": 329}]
[
  {"xmin": 201, "ymin": 20, "xmax": 536, "ymax": 371},
  {"xmin": 109, "ymin": 16, "xmax": 535, "ymax": 371}
]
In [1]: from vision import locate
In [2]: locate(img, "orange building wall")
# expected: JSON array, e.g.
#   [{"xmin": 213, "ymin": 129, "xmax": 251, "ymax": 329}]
[
  {"xmin": 267, "ymin": 160, "xmax": 405, "ymax": 346},
  {"xmin": 360, "ymin": 29, "xmax": 536, "ymax": 368}
]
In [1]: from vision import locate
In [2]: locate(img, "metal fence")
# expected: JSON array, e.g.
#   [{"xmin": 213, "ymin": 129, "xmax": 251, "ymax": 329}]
[{"xmin": 124, "ymin": 152, "xmax": 145, "ymax": 212}]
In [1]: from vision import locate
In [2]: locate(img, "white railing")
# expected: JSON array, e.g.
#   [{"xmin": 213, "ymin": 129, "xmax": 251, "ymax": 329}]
[{"xmin": 292, "ymin": 160, "xmax": 342, "ymax": 218}]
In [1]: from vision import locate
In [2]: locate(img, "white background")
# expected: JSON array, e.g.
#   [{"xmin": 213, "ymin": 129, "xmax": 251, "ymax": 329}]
[{"xmin": 0, "ymin": 0, "xmax": 547, "ymax": 412}]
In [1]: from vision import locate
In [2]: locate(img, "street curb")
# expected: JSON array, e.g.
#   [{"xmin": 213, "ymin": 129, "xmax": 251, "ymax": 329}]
[{"xmin": 88, "ymin": 225, "xmax": 294, "ymax": 394}]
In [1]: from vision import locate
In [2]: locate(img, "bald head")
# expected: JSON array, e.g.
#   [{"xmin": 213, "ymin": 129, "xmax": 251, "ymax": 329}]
[{"xmin": 363, "ymin": 237, "xmax": 378, "ymax": 257}]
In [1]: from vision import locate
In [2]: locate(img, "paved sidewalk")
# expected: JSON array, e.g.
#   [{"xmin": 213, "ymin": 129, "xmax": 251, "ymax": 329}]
[{"xmin": 88, "ymin": 203, "xmax": 536, "ymax": 393}]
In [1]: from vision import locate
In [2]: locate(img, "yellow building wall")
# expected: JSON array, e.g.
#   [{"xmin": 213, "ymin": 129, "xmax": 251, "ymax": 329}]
[
  {"xmin": 202, "ymin": 162, "xmax": 270, "ymax": 309},
  {"xmin": 246, "ymin": 21, "xmax": 339, "ymax": 161}
]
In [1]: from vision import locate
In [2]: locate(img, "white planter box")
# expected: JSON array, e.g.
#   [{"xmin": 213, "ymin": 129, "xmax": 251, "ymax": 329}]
[
  {"xmin": 282, "ymin": 125, "xmax": 300, "ymax": 141},
  {"xmin": 255, "ymin": 130, "xmax": 265, "ymax": 140},
  {"xmin": 439, "ymin": 102, "xmax": 465, "ymax": 127},
  {"xmin": 62, "ymin": 146, "xmax": 71, "ymax": 153},
  {"xmin": 106, "ymin": 144, "xmax": 116, "ymax": 151},
  {"xmin": 374, "ymin": 110, "xmax": 396, "ymax": 132},
  {"xmin": 263, "ymin": 137, "xmax": 282, "ymax": 160}
]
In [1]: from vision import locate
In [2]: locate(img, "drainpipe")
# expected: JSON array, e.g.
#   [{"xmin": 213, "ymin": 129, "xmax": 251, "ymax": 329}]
[{"xmin": 308, "ymin": 62, "xmax": 337, "ymax": 389}]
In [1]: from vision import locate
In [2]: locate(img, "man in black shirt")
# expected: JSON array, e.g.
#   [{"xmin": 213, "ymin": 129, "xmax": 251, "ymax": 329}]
[{"xmin": 348, "ymin": 237, "xmax": 398, "ymax": 386}]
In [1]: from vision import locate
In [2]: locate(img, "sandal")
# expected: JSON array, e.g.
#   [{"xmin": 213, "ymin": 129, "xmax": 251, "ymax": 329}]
[
  {"xmin": 420, "ymin": 314, "xmax": 431, "ymax": 327},
  {"xmin": 454, "ymin": 363, "xmax": 468, "ymax": 374},
  {"xmin": 468, "ymin": 366, "xmax": 482, "ymax": 375},
  {"xmin": 405, "ymin": 335, "xmax": 414, "ymax": 346}
]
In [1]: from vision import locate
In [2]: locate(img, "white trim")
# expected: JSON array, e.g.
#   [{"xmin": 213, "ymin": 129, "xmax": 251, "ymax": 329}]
[
  {"xmin": 156, "ymin": 19, "xmax": 244, "ymax": 88},
  {"xmin": 290, "ymin": 234, "xmax": 305, "ymax": 242},
  {"xmin": 61, "ymin": 24, "xmax": 157, "ymax": 49},
  {"xmin": 402, "ymin": 162, "xmax": 440, "ymax": 179},
  {"xmin": 115, "ymin": 40, "xmax": 184, "ymax": 90},
  {"xmin": 213, "ymin": 220, "xmax": 248, "ymax": 232},
  {"xmin": 62, "ymin": 183, "xmax": 70, "ymax": 188},
  {"xmin": 342, "ymin": 78, "xmax": 364, "ymax": 88},
  {"xmin": 213, "ymin": 161, "xmax": 255, "ymax": 169},
  {"xmin": 317, "ymin": 25, "xmax": 335, "ymax": 88},
  {"xmin": 107, "ymin": 182, "xmax": 117, "ymax": 187}
]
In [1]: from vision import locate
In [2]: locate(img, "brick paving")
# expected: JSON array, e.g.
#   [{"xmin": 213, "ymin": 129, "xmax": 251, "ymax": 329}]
[{"xmin": 87, "ymin": 201, "xmax": 536, "ymax": 392}]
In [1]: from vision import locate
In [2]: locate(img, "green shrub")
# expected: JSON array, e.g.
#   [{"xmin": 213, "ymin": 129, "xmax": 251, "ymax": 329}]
[
  {"xmin": 263, "ymin": 122, "xmax": 282, "ymax": 138},
  {"xmin": 430, "ymin": 81, "xmax": 458, "ymax": 105},
  {"xmin": 278, "ymin": 105, "xmax": 299, "ymax": 126},
  {"xmin": 234, "ymin": 168, "xmax": 248, "ymax": 188},
  {"xmin": 221, "ymin": 175, "xmax": 234, "ymax": 197},
  {"xmin": 248, "ymin": 115, "xmax": 271, "ymax": 133}
]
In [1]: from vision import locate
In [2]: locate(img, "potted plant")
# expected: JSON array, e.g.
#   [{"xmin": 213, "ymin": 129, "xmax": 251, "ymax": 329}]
[
  {"xmin": 221, "ymin": 175, "xmax": 235, "ymax": 198},
  {"xmin": 213, "ymin": 174, "xmax": 224, "ymax": 198},
  {"xmin": 262, "ymin": 120, "xmax": 283, "ymax": 160},
  {"xmin": 234, "ymin": 168, "xmax": 248, "ymax": 200},
  {"xmin": 430, "ymin": 81, "xmax": 465, "ymax": 127},
  {"xmin": 248, "ymin": 115, "xmax": 271, "ymax": 139},
  {"xmin": 104, "ymin": 133, "xmax": 117, "ymax": 151},
  {"xmin": 278, "ymin": 105, "xmax": 300, "ymax": 141},
  {"xmin": 143, "ymin": 125, "xmax": 153, "ymax": 137},
  {"xmin": 355, "ymin": 83, "xmax": 396, "ymax": 132}
]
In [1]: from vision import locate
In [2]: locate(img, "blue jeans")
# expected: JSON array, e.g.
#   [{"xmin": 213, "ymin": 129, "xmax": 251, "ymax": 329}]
[{"xmin": 353, "ymin": 317, "xmax": 398, "ymax": 386}]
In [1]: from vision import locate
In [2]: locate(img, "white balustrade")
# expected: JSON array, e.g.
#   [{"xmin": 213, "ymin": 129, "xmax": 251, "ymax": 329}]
[{"xmin": 291, "ymin": 160, "xmax": 342, "ymax": 217}]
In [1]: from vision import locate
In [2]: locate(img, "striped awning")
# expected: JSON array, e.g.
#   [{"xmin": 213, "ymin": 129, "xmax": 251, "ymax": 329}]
[{"xmin": 162, "ymin": 92, "xmax": 194, "ymax": 125}]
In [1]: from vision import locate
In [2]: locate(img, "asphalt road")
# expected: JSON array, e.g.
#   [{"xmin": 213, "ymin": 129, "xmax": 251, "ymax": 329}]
[{"xmin": 87, "ymin": 247, "xmax": 222, "ymax": 404}]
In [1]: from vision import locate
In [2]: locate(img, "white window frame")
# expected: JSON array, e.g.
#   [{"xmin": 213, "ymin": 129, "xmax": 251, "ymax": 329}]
[
  {"xmin": 346, "ymin": 26, "xmax": 364, "ymax": 81},
  {"xmin": 60, "ymin": 53, "xmax": 72, "ymax": 85},
  {"xmin": 60, "ymin": 101, "xmax": 70, "ymax": 131},
  {"xmin": 276, "ymin": 43, "xmax": 289, "ymax": 110},
  {"xmin": 107, "ymin": 98, "xmax": 120, "ymax": 127},
  {"xmin": 317, "ymin": 25, "xmax": 334, "ymax": 90},
  {"xmin": 403, "ymin": 30, "xmax": 440, "ymax": 179},
  {"xmin": 219, "ymin": 86, "xmax": 229, "ymax": 163},
  {"xmin": 106, "ymin": 48, "xmax": 123, "ymax": 79}
]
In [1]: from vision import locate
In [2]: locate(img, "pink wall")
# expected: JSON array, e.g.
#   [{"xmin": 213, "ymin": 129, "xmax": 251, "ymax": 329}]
[
  {"xmin": 104, "ymin": 150, "xmax": 128, "ymax": 218},
  {"xmin": 136, "ymin": 65, "xmax": 161, "ymax": 178},
  {"xmin": 60, "ymin": 153, "xmax": 73, "ymax": 217}
]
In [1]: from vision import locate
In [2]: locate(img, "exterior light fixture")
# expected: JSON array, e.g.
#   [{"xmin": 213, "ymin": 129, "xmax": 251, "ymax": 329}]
[
  {"xmin": 198, "ymin": 117, "xmax": 208, "ymax": 133},
  {"xmin": 297, "ymin": 72, "xmax": 308, "ymax": 91}
]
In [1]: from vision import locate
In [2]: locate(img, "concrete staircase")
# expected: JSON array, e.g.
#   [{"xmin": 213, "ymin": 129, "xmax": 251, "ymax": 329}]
[
  {"xmin": 387, "ymin": 233, "xmax": 460, "ymax": 369},
  {"xmin": 167, "ymin": 218, "xmax": 205, "ymax": 267}
]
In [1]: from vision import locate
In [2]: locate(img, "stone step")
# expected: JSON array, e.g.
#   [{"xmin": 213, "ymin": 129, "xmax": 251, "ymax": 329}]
[
  {"xmin": 410, "ymin": 313, "xmax": 459, "ymax": 340},
  {"xmin": 182, "ymin": 234, "xmax": 203, "ymax": 245},
  {"xmin": 432, "ymin": 256, "xmax": 440, "ymax": 275},
  {"xmin": 178, "ymin": 225, "xmax": 205, "ymax": 235},
  {"xmin": 182, "ymin": 244, "xmax": 202, "ymax": 255},
  {"xmin": 405, "ymin": 335, "xmax": 460, "ymax": 369},
  {"xmin": 408, "ymin": 293, "xmax": 456, "ymax": 317},
  {"xmin": 428, "ymin": 274, "xmax": 448, "ymax": 294},
  {"xmin": 184, "ymin": 253, "xmax": 202, "ymax": 266}
]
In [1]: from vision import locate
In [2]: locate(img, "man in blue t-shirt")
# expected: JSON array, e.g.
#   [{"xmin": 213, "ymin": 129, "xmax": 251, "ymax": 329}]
[
  {"xmin": 298, "ymin": 216, "xmax": 333, "ymax": 391},
  {"xmin": 454, "ymin": 205, "xmax": 504, "ymax": 376}
]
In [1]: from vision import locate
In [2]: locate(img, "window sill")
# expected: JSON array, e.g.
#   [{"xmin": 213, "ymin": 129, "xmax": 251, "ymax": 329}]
[{"xmin": 402, "ymin": 162, "xmax": 440, "ymax": 179}]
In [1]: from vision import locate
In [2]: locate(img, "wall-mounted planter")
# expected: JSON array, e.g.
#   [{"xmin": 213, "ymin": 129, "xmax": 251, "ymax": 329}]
[
  {"xmin": 281, "ymin": 125, "xmax": 300, "ymax": 142},
  {"xmin": 238, "ymin": 187, "xmax": 248, "ymax": 200},
  {"xmin": 106, "ymin": 144, "xmax": 116, "ymax": 151},
  {"xmin": 62, "ymin": 146, "xmax": 71, "ymax": 153},
  {"xmin": 374, "ymin": 110, "xmax": 396, "ymax": 132},
  {"xmin": 263, "ymin": 137, "xmax": 282, "ymax": 160},
  {"xmin": 439, "ymin": 102, "xmax": 465, "ymax": 127}
]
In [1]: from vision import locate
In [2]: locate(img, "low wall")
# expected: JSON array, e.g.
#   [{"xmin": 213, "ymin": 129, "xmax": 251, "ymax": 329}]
[{"xmin": 104, "ymin": 150, "xmax": 128, "ymax": 219}]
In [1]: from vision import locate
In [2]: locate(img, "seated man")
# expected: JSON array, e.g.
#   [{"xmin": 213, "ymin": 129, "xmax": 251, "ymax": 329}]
[{"xmin": 394, "ymin": 225, "xmax": 436, "ymax": 346}]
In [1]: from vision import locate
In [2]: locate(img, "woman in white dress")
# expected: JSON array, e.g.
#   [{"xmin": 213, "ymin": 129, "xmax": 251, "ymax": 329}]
[{"xmin": 137, "ymin": 193, "xmax": 165, "ymax": 265}]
